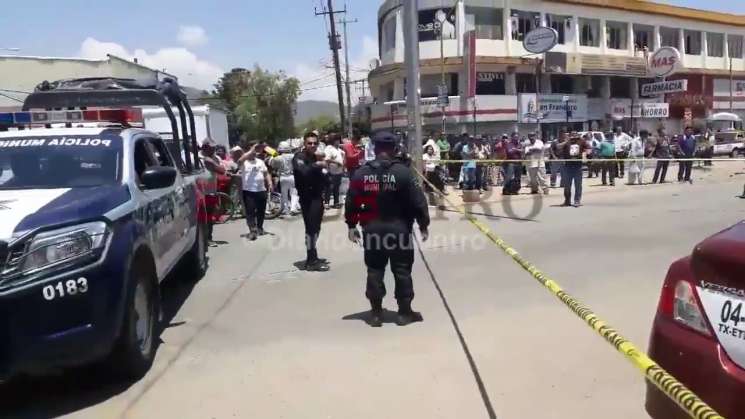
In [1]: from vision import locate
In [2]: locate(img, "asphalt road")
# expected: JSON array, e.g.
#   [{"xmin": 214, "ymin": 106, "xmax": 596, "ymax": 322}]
[{"xmin": 3, "ymin": 165, "xmax": 745, "ymax": 419}]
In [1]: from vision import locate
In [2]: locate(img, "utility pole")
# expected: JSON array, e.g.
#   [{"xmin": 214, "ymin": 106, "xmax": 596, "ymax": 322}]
[
  {"xmin": 403, "ymin": 0, "xmax": 423, "ymax": 172},
  {"xmin": 315, "ymin": 1, "xmax": 347, "ymax": 134},
  {"xmin": 338, "ymin": 16, "xmax": 358, "ymax": 139}
]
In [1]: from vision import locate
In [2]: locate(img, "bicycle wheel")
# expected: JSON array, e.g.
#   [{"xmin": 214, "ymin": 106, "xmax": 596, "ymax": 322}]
[
  {"xmin": 264, "ymin": 192, "xmax": 282, "ymax": 220},
  {"xmin": 213, "ymin": 192, "xmax": 234, "ymax": 224}
]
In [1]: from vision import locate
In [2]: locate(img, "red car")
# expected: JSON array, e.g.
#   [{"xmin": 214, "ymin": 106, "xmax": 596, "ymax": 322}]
[{"xmin": 646, "ymin": 221, "xmax": 745, "ymax": 418}]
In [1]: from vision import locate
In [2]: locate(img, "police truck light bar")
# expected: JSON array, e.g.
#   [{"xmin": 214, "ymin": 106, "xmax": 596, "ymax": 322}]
[{"xmin": 0, "ymin": 108, "xmax": 143, "ymax": 126}]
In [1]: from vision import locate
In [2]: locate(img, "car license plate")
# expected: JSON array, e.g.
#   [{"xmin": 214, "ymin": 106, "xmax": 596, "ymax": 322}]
[{"xmin": 698, "ymin": 287, "xmax": 745, "ymax": 368}]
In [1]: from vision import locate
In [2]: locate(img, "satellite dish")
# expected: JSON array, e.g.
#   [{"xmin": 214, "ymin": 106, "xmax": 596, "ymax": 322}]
[{"xmin": 369, "ymin": 58, "xmax": 381, "ymax": 70}]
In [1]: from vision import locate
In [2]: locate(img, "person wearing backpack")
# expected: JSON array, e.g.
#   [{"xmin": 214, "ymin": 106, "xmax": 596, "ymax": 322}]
[{"xmin": 599, "ymin": 135, "xmax": 617, "ymax": 186}]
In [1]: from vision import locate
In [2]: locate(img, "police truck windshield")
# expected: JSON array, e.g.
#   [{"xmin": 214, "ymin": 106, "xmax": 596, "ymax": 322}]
[{"xmin": 0, "ymin": 136, "xmax": 121, "ymax": 190}]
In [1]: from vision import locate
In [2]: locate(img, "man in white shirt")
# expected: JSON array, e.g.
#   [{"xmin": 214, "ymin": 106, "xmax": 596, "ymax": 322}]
[
  {"xmin": 364, "ymin": 137, "xmax": 376, "ymax": 162},
  {"xmin": 612, "ymin": 126, "xmax": 632, "ymax": 177},
  {"xmin": 270, "ymin": 141, "xmax": 300, "ymax": 215},
  {"xmin": 324, "ymin": 137, "xmax": 345, "ymax": 208},
  {"xmin": 525, "ymin": 132, "xmax": 548, "ymax": 195},
  {"xmin": 237, "ymin": 143, "xmax": 273, "ymax": 240}
]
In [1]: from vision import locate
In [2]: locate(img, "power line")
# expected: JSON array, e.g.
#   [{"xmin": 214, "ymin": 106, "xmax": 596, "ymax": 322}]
[
  {"xmin": 0, "ymin": 87, "xmax": 31, "ymax": 95},
  {"xmin": 299, "ymin": 72, "xmax": 337, "ymax": 86},
  {"xmin": 0, "ymin": 92, "xmax": 24, "ymax": 103}
]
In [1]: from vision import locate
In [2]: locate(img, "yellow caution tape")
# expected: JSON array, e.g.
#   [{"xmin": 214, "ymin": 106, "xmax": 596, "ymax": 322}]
[
  {"xmin": 414, "ymin": 169, "xmax": 725, "ymax": 419},
  {"xmin": 437, "ymin": 157, "xmax": 745, "ymax": 164}
]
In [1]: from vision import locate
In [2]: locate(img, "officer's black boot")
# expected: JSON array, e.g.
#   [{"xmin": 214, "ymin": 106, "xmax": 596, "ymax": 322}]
[
  {"xmin": 396, "ymin": 299, "xmax": 423, "ymax": 326},
  {"xmin": 369, "ymin": 298, "xmax": 383, "ymax": 328}
]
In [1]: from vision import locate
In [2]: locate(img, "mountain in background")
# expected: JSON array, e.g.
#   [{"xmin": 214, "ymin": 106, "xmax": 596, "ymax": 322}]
[{"xmin": 295, "ymin": 100, "xmax": 339, "ymax": 126}]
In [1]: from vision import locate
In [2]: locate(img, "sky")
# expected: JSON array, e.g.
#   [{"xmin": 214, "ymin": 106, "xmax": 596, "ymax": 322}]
[{"xmin": 0, "ymin": 0, "xmax": 741, "ymax": 103}]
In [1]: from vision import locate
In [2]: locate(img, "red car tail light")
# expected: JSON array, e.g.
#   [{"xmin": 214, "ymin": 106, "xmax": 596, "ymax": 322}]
[
  {"xmin": 673, "ymin": 280, "xmax": 712, "ymax": 336},
  {"xmin": 658, "ymin": 264, "xmax": 712, "ymax": 336}
]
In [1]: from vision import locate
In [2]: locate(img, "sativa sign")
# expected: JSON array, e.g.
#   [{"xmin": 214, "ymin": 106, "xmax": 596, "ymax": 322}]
[{"xmin": 648, "ymin": 47, "xmax": 681, "ymax": 77}]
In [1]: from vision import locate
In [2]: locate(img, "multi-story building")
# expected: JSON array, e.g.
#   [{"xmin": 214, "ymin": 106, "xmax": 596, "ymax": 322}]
[{"xmin": 367, "ymin": 0, "xmax": 745, "ymax": 137}]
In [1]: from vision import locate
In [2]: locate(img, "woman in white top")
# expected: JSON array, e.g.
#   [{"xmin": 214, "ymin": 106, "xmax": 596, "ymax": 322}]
[{"xmin": 237, "ymin": 143, "xmax": 273, "ymax": 240}]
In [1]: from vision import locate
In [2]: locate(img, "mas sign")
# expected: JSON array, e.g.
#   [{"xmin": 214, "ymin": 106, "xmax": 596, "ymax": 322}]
[{"xmin": 648, "ymin": 47, "xmax": 681, "ymax": 77}]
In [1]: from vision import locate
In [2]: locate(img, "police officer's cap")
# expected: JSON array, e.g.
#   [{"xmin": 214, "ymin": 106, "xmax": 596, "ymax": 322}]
[{"xmin": 372, "ymin": 131, "xmax": 397, "ymax": 144}]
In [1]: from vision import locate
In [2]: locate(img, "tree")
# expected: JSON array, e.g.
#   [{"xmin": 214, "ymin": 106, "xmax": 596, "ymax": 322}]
[{"xmin": 212, "ymin": 66, "xmax": 301, "ymax": 146}]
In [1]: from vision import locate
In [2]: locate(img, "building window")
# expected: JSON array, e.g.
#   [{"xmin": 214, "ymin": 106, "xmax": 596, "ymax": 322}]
[
  {"xmin": 633, "ymin": 24, "xmax": 654, "ymax": 51},
  {"xmin": 606, "ymin": 21, "xmax": 628, "ymax": 50},
  {"xmin": 546, "ymin": 14, "xmax": 570, "ymax": 45},
  {"xmin": 551, "ymin": 75, "xmax": 573, "ymax": 94},
  {"xmin": 729, "ymin": 35, "xmax": 744, "ymax": 59},
  {"xmin": 511, "ymin": 10, "xmax": 539, "ymax": 41},
  {"xmin": 516, "ymin": 73, "xmax": 536, "ymax": 93},
  {"xmin": 420, "ymin": 73, "xmax": 458, "ymax": 98},
  {"xmin": 381, "ymin": 12, "xmax": 397, "ymax": 54},
  {"xmin": 476, "ymin": 72, "xmax": 506, "ymax": 95},
  {"xmin": 587, "ymin": 76, "xmax": 604, "ymax": 98},
  {"xmin": 579, "ymin": 18, "xmax": 600, "ymax": 47},
  {"xmin": 610, "ymin": 77, "xmax": 630, "ymax": 98},
  {"xmin": 381, "ymin": 82, "xmax": 394, "ymax": 101},
  {"xmin": 684, "ymin": 30, "xmax": 702, "ymax": 55},
  {"xmin": 660, "ymin": 27, "xmax": 679, "ymax": 49},
  {"xmin": 465, "ymin": 7, "xmax": 503, "ymax": 40},
  {"xmin": 707, "ymin": 33, "xmax": 724, "ymax": 57}
]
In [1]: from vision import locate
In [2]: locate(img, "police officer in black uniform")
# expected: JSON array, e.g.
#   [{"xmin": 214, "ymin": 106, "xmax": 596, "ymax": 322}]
[
  {"xmin": 293, "ymin": 132, "xmax": 330, "ymax": 272},
  {"xmin": 344, "ymin": 131, "xmax": 430, "ymax": 327}
]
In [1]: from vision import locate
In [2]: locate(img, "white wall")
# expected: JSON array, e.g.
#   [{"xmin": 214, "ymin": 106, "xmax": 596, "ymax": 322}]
[{"xmin": 0, "ymin": 55, "xmax": 167, "ymax": 109}]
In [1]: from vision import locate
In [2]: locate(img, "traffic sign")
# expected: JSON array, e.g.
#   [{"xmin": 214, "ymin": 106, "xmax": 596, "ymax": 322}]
[
  {"xmin": 641, "ymin": 79, "xmax": 688, "ymax": 96},
  {"xmin": 437, "ymin": 84, "xmax": 450, "ymax": 106}
]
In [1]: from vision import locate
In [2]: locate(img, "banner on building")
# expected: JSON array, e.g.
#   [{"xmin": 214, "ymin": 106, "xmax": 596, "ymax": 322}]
[
  {"xmin": 417, "ymin": 8, "xmax": 456, "ymax": 42},
  {"xmin": 464, "ymin": 31, "xmax": 477, "ymax": 99},
  {"xmin": 640, "ymin": 102, "xmax": 669, "ymax": 118},
  {"xmin": 518, "ymin": 94, "xmax": 588, "ymax": 123},
  {"xmin": 610, "ymin": 99, "xmax": 666, "ymax": 119}
]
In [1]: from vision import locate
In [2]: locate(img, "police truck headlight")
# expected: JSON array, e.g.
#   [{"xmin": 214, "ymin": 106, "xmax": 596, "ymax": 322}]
[{"xmin": 19, "ymin": 222, "xmax": 109, "ymax": 274}]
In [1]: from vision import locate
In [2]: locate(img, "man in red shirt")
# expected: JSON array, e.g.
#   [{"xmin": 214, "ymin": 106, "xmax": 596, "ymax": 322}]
[{"xmin": 342, "ymin": 134, "xmax": 364, "ymax": 178}]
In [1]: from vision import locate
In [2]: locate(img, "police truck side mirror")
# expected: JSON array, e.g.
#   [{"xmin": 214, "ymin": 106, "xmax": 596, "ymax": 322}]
[{"xmin": 141, "ymin": 166, "xmax": 178, "ymax": 190}]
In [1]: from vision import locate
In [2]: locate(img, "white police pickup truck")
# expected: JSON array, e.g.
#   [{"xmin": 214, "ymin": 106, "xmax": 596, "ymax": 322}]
[{"xmin": 0, "ymin": 79, "xmax": 210, "ymax": 380}]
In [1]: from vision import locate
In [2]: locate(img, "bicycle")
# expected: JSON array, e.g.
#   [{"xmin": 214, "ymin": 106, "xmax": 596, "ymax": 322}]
[{"xmin": 264, "ymin": 191, "xmax": 283, "ymax": 220}]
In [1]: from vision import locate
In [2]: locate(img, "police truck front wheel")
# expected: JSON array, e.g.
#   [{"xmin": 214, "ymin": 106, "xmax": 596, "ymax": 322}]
[{"xmin": 109, "ymin": 260, "xmax": 158, "ymax": 379}]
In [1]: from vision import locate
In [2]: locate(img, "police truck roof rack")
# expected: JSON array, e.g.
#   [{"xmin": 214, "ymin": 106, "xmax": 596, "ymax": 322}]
[{"xmin": 21, "ymin": 77, "xmax": 201, "ymax": 173}]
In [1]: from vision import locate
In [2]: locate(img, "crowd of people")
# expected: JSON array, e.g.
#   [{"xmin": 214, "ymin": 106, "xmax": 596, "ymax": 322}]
[
  {"xmin": 193, "ymin": 126, "xmax": 724, "ymax": 326},
  {"xmin": 419, "ymin": 125, "xmax": 711, "ymax": 207},
  {"xmin": 197, "ymin": 132, "xmax": 375, "ymax": 268}
]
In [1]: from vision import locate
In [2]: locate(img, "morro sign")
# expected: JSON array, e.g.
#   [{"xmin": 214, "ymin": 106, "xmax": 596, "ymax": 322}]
[{"xmin": 648, "ymin": 47, "xmax": 681, "ymax": 77}]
